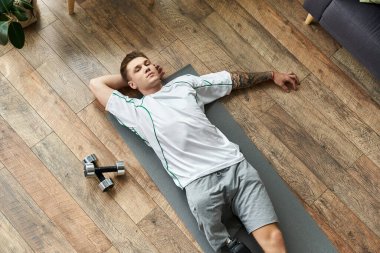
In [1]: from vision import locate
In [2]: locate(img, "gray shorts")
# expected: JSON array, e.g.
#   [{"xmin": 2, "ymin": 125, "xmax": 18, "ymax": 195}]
[{"xmin": 185, "ymin": 159, "xmax": 278, "ymax": 252}]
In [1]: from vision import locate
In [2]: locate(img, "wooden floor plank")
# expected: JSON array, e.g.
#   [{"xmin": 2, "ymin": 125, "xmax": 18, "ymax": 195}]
[
  {"xmin": 106, "ymin": 246, "xmax": 120, "ymax": 253},
  {"xmin": 20, "ymin": 31, "xmax": 94, "ymax": 113},
  {"xmin": 134, "ymin": 0, "xmax": 238, "ymax": 72},
  {"xmin": 38, "ymin": 20, "xmax": 109, "ymax": 84},
  {"xmin": 204, "ymin": 0, "xmax": 310, "ymax": 79},
  {"xmin": 0, "ymin": 44, "xmax": 13, "ymax": 57},
  {"xmin": 332, "ymin": 47, "xmax": 380, "ymax": 105},
  {"xmin": 0, "ymin": 50, "xmax": 106, "ymax": 161},
  {"xmin": 160, "ymin": 39, "xmax": 211, "ymax": 75},
  {"xmin": 0, "ymin": 50, "xmax": 157, "ymax": 224},
  {"xmin": 223, "ymin": 96, "xmax": 327, "ymax": 205},
  {"xmin": 263, "ymin": 78, "xmax": 362, "ymax": 168},
  {"xmin": 313, "ymin": 190, "xmax": 380, "ymax": 253},
  {"xmin": 76, "ymin": 102, "xmax": 157, "ymax": 224},
  {"xmin": 77, "ymin": 102, "xmax": 155, "ymax": 192},
  {"xmin": 137, "ymin": 207, "xmax": 200, "ymax": 253},
  {"xmin": 201, "ymin": 12, "xmax": 271, "ymax": 72},
  {"xmin": 77, "ymin": 0, "xmax": 136, "ymax": 53},
  {"xmin": 0, "ymin": 159, "xmax": 76, "ymax": 252},
  {"xmin": 348, "ymin": 155, "xmax": 380, "ymax": 203},
  {"xmin": 0, "ymin": 73, "xmax": 52, "ymax": 147},
  {"xmin": 41, "ymin": 0, "xmax": 126, "ymax": 73},
  {"xmin": 304, "ymin": 202, "xmax": 355, "ymax": 253},
  {"xmin": 32, "ymin": 0, "xmax": 56, "ymax": 30},
  {"xmin": 20, "ymin": 28, "xmax": 56, "ymax": 69},
  {"xmin": 77, "ymin": 101, "xmax": 201, "ymax": 251},
  {"xmin": 238, "ymin": 0, "xmax": 380, "ymax": 135},
  {"xmin": 301, "ymin": 74, "xmax": 380, "ymax": 169},
  {"xmin": 265, "ymin": 0, "xmax": 341, "ymax": 57},
  {"xmin": 32, "ymin": 133, "xmax": 160, "ymax": 253},
  {"xmin": 260, "ymin": 104, "xmax": 380, "ymax": 236},
  {"xmin": 0, "ymin": 117, "xmax": 111, "ymax": 252},
  {"xmin": 80, "ymin": 0, "xmax": 155, "ymax": 53},
  {"xmin": 104, "ymin": 0, "xmax": 177, "ymax": 52},
  {"xmin": 0, "ymin": 189, "xmax": 34, "ymax": 253},
  {"xmin": 176, "ymin": 0, "xmax": 214, "ymax": 22}
]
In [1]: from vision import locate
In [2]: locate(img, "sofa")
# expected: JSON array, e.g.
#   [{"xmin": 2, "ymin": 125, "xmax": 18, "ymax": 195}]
[{"xmin": 303, "ymin": 0, "xmax": 380, "ymax": 81}]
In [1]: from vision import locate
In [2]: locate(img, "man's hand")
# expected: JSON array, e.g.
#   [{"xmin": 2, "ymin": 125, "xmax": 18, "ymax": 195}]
[
  {"xmin": 153, "ymin": 64, "xmax": 165, "ymax": 80},
  {"xmin": 273, "ymin": 72, "xmax": 300, "ymax": 93}
]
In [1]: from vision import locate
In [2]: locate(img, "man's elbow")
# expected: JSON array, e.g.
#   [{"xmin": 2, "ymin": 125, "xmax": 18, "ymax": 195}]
[{"xmin": 88, "ymin": 78, "xmax": 99, "ymax": 94}]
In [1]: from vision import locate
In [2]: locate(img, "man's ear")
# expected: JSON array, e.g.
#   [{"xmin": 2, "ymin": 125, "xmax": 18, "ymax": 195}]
[{"xmin": 128, "ymin": 81, "xmax": 137, "ymax": 90}]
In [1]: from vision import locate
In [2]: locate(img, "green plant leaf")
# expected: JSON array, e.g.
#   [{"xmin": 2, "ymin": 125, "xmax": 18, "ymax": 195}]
[
  {"xmin": 20, "ymin": 0, "xmax": 33, "ymax": 11},
  {"xmin": 0, "ymin": 13, "xmax": 10, "ymax": 21},
  {"xmin": 9, "ymin": 21, "xmax": 24, "ymax": 48},
  {"xmin": 0, "ymin": 20, "xmax": 10, "ymax": 45},
  {"xmin": 0, "ymin": 0, "xmax": 14, "ymax": 13},
  {"xmin": 11, "ymin": 5, "xmax": 28, "ymax": 21}
]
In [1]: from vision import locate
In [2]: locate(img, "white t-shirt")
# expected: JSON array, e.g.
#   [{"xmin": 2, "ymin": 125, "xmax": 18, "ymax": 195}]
[{"xmin": 106, "ymin": 71, "xmax": 244, "ymax": 189}]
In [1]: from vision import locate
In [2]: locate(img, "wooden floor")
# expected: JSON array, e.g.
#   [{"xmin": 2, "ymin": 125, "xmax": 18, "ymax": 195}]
[{"xmin": 0, "ymin": 0, "xmax": 379, "ymax": 252}]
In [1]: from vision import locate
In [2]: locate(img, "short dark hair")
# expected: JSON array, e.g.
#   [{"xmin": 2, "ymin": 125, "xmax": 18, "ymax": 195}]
[{"xmin": 120, "ymin": 51, "xmax": 148, "ymax": 81}]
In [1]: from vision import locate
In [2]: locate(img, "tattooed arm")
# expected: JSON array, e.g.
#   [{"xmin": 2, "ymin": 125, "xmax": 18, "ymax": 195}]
[
  {"xmin": 230, "ymin": 71, "xmax": 300, "ymax": 92},
  {"xmin": 231, "ymin": 71, "xmax": 274, "ymax": 90}
]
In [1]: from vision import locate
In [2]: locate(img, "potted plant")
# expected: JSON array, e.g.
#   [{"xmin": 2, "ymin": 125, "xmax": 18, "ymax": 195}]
[{"xmin": 0, "ymin": 0, "xmax": 37, "ymax": 49}]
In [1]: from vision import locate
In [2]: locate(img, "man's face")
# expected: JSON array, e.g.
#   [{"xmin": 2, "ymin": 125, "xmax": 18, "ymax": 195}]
[{"xmin": 126, "ymin": 56, "xmax": 161, "ymax": 94}]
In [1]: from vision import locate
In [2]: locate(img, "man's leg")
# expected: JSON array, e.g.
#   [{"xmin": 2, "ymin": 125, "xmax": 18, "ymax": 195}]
[
  {"xmin": 185, "ymin": 172, "xmax": 231, "ymax": 252},
  {"xmin": 251, "ymin": 223, "xmax": 286, "ymax": 253},
  {"xmin": 230, "ymin": 160, "xmax": 283, "ymax": 253}
]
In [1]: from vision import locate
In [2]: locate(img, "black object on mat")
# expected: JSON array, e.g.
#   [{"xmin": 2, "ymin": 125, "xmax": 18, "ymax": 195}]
[{"xmin": 107, "ymin": 65, "xmax": 337, "ymax": 253}]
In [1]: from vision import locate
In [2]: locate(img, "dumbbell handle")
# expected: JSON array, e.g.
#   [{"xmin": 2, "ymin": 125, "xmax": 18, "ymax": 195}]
[
  {"xmin": 84, "ymin": 162, "xmax": 125, "ymax": 177},
  {"xmin": 94, "ymin": 166, "xmax": 119, "ymax": 173},
  {"xmin": 96, "ymin": 171, "xmax": 106, "ymax": 181}
]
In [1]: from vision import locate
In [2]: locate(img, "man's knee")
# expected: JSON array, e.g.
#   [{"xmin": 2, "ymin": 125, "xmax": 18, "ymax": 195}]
[
  {"xmin": 268, "ymin": 229, "xmax": 285, "ymax": 249},
  {"xmin": 252, "ymin": 225, "xmax": 286, "ymax": 253}
]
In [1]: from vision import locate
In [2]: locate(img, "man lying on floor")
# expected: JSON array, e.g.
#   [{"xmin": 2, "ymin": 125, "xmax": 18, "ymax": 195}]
[{"xmin": 89, "ymin": 51, "xmax": 299, "ymax": 253}]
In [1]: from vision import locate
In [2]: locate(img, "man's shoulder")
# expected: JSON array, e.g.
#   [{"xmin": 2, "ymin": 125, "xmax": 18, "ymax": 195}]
[{"xmin": 164, "ymin": 74, "xmax": 199, "ymax": 87}]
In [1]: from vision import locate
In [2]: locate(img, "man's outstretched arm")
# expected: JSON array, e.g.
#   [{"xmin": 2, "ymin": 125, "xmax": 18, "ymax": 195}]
[{"xmin": 231, "ymin": 71, "xmax": 300, "ymax": 92}]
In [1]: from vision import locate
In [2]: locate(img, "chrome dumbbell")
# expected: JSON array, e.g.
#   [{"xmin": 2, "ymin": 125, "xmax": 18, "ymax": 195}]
[{"xmin": 83, "ymin": 154, "xmax": 125, "ymax": 192}]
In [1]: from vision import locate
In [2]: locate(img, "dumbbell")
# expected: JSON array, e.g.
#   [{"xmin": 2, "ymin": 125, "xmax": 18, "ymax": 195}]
[
  {"xmin": 226, "ymin": 237, "xmax": 251, "ymax": 253},
  {"xmin": 83, "ymin": 154, "xmax": 126, "ymax": 192}
]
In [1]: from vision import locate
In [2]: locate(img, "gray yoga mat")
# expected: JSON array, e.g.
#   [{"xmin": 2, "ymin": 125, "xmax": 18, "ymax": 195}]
[{"xmin": 107, "ymin": 65, "xmax": 337, "ymax": 253}]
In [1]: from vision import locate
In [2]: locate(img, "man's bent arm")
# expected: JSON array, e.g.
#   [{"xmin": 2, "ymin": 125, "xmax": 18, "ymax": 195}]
[
  {"xmin": 89, "ymin": 74, "xmax": 128, "ymax": 108},
  {"xmin": 230, "ymin": 71, "xmax": 273, "ymax": 90}
]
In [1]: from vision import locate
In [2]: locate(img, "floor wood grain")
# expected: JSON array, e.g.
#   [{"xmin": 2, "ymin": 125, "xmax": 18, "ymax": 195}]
[{"xmin": 0, "ymin": 0, "xmax": 379, "ymax": 252}]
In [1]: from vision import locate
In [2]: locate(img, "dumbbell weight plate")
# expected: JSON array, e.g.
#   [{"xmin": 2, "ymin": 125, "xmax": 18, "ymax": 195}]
[
  {"xmin": 99, "ymin": 178, "xmax": 114, "ymax": 192},
  {"xmin": 116, "ymin": 161, "xmax": 125, "ymax": 175},
  {"xmin": 83, "ymin": 154, "xmax": 97, "ymax": 164},
  {"xmin": 83, "ymin": 163, "xmax": 96, "ymax": 177}
]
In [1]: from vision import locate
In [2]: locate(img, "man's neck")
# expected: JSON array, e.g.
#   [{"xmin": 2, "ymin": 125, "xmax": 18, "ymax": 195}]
[{"xmin": 141, "ymin": 81, "xmax": 163, "ymax": 96}]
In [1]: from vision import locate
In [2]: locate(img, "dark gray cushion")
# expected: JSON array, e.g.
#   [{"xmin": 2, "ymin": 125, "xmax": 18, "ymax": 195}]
[
  {"xmin": 303, "ymin": 0, "xmax": 332, "ymax": 21},
  {"xmin": 304, "ymin": 0, "xmax": 380, "ymax": 80},
  {"xmin": 321, "ymin": 0, "xmax": 380, "ymax": 80}
]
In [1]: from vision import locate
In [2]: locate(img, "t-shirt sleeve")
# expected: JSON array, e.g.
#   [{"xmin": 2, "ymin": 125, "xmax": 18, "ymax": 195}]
[
  {"xmin": 105, "ymin": 90, "xmax": 139, "ymax": 128},
  {"xmin": 191, "ymin": 71, "xmax": 233, "ymax": 105}
]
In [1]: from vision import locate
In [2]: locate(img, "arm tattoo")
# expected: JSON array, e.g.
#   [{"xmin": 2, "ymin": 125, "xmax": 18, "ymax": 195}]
[{"xmin": 231, "ymin": 71, "xmax": 273, "ymax": 90}]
